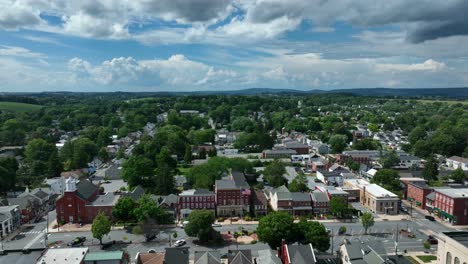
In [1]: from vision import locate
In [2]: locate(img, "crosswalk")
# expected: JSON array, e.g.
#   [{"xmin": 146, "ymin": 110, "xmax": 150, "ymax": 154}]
[{"xmin": 20, "ymin": 230, "xmax": 45, "ymax": 235}]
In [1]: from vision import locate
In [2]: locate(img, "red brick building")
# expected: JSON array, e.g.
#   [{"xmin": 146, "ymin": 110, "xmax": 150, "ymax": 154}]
[
  {"xmin": 215, "ymin": 171, "xmax": 251, "ymax": 217},
  {"xmin": 434, "ymin": 188, "xmax": 468, "ymax": 225},
  {"xmin": 56, "ymin": 178, "xmax": 119, "ymax": 223},
  {"xmin": 406, "ymin": 182, "xmax": 433, "ymax": 209},
  {"xmin": 178, "ymin": 189, "xmax": 215, "ymax": 219}
]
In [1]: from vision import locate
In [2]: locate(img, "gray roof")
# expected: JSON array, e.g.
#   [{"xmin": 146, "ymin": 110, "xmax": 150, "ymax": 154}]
[
  {"xmin": 7, "ymin": 197, "xmax": 33, "ymax": 210},
  {"xmin": 0, "ymin": 212, "xmax": 9, "ymax": 222},
  {"xmin": 311, "ymin": 191, "xmax": 329, "ymax": 203},
  {"xmin": 215, "ymin": 180, "xmax": 237, "ymax": 190},
  {"xmin": 256, "ymin": 250, "xmax": 281, "ymax": 264},
  {"xmin": 164, "ymin": 247, "xmax": 189, "ymax": 264},
  {"xmin": 442, "ymin": 232, "xmax": 468, "ymax": 248},
  {"xmin": 287, "ymin": 244, "xmax": 315, "ymax": 264},
  {"xmin": 76, "ymin": 180, "xmax": 99, "ymax": 201},
  {"xmin": 228, "ymin": 250, "xmax": 252, "ymax": 264},
  {"xmin": 194, "ymin": 251, "xmax": 221, "ymax": 264},
  {"xmin": 345, "ymin": 244, "xmax": 364, "ymax": 261},
  {"xmin": 362, "ymin": 250, "xmax": 385, "ymax": 264},
  {"xmin": 284, "ymin": 142, "xmax": 309, "ymax": 148},
  {"xmin": 264, "ymin": 149, "xmax": 297, "ymax": 154},
  {"xmin": 291, "ymin": 192, "xmax": 311, "ymax": 202},
  {"xmin": 88, "ymin": 193, "xmax": 120, "ymax": 206},
  {"xmin": 30, "ymin": 188, "xmax": 49, "ymax": 199},
  {"xmin": 231, "ymin": 171, "xmax": 249, "ymax": 189},
  {"xmin": 426, "ymin": 192, "xmax": 435, "ymax": 200}
]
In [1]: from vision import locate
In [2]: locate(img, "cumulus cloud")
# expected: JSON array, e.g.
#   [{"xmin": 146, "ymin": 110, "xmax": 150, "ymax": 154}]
[
  {"xmin": 0, "ymin": 0, "xmax": 42, "ymax": 30},
  {"xmin": 376, "ymin": 59, "xmax": 447, "ymax": 72}
]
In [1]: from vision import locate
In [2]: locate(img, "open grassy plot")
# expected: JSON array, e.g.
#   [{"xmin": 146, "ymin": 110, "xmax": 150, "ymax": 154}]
[
  {"xmin": 417, "ymin": 255, "xmax": 437, "ymax": 263},
  {"xmin": 0, "ymin": 102, "xmax": 43, "ymax": 113}
]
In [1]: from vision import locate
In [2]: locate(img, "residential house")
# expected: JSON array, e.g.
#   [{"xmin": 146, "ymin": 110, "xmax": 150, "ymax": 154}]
[
  {"xmin": 36, "ymin": 248, "xmax": 89, "ymax": 264},
  {"xmin": 267, "ymin": 186, "xmax": 313, "ymax": 216},
  {"xmin": 45, "ymin": 177, "xmax": 65, "ymax": 196},
  {"xmin": 215, "ymin": 171, "xmax": 251, "ymax": 217},
  {"xmin": 178, "ymin": 189, "xmax": 215, "ymax": 219},
  {"xmin": 7, "ymin": 195, "xmax": 37, "ymax": 224},
  {"xmin": 252, "ymin": 190, "xmax": 268, "ymax": 216},
  {"xmin": 277, "ymin": 241, "xmax": 316, "ymax": 264},
  {"xmin": 309, "ymin": 140, "xmax": 330, "ymax": 155},
  {"xmin": 194, "ymin": 251, "xmax": 221, "ymax": 264},
  {"xmin": 153, "ymin": 194, "xmax": 179, "ymax": 219},
  {"xmin": 228, "ymin": 250, "xmax": 252, "ymax": 264},
  {"xmin": 310, "ymin": 158, "xmax": 328, "ymax": 172},
  {"xmin": 164, "ymin": 247, "xmax": 189, "ymax": 264},
  {"xmin": 433, "ymin": 188, "xmax": 468, "ymax": 225},
  {"xmin": 174, "ymin": 175, "xmax": 188, "ymax": 189},
  {"xmin": 84, "ymin": 251, "xmax": 130, "ymax": 264},
  {"xmin": 397, "ymin": 155, "xmax": 421, "ymax": 169},
  {"xmin": 311, "ymin": 191, "xmax": 330, "ymax": 215},
  {"xmin": 0, "ymin": 205, "xmax": 21, "ymax": 238},
  {"xmin": 406, "ymin": 182, "xmax": 433, "ymax": 209},
  {"xmin": 316, "ymin": 171, "xmax": 343, "ymax": 186},
  {"xmin": 122, "ymin": 186, "xmax": 145, "ymax": 202},
  {"xmin": 338, "ymin": 240, "xmax": 385, "ymax": 264},
  {"xmin": 437, "ymin": 232, "xmax": 468, "ymax": 264},
  {"xmin": 135, "ymin": 252, "xmax": 165, "ymax": 264},
  {"xmin": 283, "ymin": 141, "xmax": 309, "ymax": 155},
  {"xmin": 446, "ymin": 156, "xmax": 468, "ymax": 171}
]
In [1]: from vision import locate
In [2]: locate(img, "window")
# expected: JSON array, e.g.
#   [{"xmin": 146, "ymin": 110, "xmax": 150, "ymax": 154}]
[
  {"xmin": 454, "ymin": 257, "xmax": 460, "ymax": 264},
  {"xmin": 446, "ymin": 252, "xmax": 452, "ymax": 264}
]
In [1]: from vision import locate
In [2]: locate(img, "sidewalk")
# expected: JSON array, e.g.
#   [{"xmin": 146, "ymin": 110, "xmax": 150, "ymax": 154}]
[{"xmin": 48, "ymin": 219, "xmax": 124, "ymax": 233}]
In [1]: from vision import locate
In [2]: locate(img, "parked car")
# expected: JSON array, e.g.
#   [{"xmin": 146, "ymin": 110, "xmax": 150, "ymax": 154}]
[
  {"xmin": 212, "ymin": 223, "xmax": 222, "ymax": 227},
  {"xmin": 68, "ymin": 236, "xmax": 86, "ymax": 247},
  {"xmin": 425, "ymin": 215, "xmax": 435, "ymax": 221},
  {"xmin": 427, "ymin": 235, "xmax": 438, "ymax": 244},
  {"xmin": 174, "ymin": 239, "xmax": 186, "ymax": 247}
]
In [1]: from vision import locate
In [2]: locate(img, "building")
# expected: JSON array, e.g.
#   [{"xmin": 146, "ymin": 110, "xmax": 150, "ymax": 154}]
[
  {"xmin": 215, "ymin": 171, "xmax": 251, "ymax": 217},
  {"xmin": 400, "ymin": 177, "xmax": 426, "ymax": 199},
  {"xmin": 278, "ymin": 241, "xmax": 316, "ymax": 264},
  {"xmin": 135, "ymin": 252, "xmax": 165, "ymax": 264},
  {"xmin": 447, "ymin": 156, "xmax": 468, "ymax": 171},
  {"xmin": 406, "ymin": 182, "xmax": 433, "ymax": 209},
  {"xmin": 361, "ymin": 184, "xmax": 399, "ymax": 215},
  {"xmin": 255, "ymin": 249, "xmax": 282, "ymax": 264},
  {"xmin": 262, "ymin": 149, "xmax": 297, "ymax": 159},
  {"xmin": 194, "ymin": 251, "xmax": 221, "ymax": 264},
  {"xmin": 165, "ymin": 247, "xmax": 190, "ymax": 264},
  {"xmin": 154, "ymin": 194, "xmax": 179, "ymax": 219},
  {"xmin": 433, "ymin": 188, "xmax": 468, "ymax": 225},
  {"xmin": 437, "ymin": 232, "xmax": 468, "ymax": 264},
  {"xmin": 338, "ymin": 240, "xmax": 385, "ymax": 264},
  {"xmin": 36, "ymin": 247, "xmax": 89, "ymax": 264},
  {"xmin": 55, "ymin": 178, "xmax": 120, "ymax": 224},
  {"xmin": 283, "ymin": 141, "xmax": 310, "ymax": 155},
  {"xmin": 178, "ymin": 189, "xmax": 215, "ymax": 219},
  {"xmin": 311, "ymin": 191, "xmax": 330, "ymax": 215},
  {"xmin": 316, "ymin": 171, "xmax": 343, "ymax": 186},
  {"xmin": 266, "ymin": 186, "xmax": 313, "ymax": 216},
  {"xmin": 252, "ymin": 190, "xmax": 268, "ymax": 216},
  {"xmin": 0, "ymin": 205, "xmax": 21, "ymax": 238},
  {"xmin": 84, "ymin": 251, "xmax": 130, "ymax": 264}
]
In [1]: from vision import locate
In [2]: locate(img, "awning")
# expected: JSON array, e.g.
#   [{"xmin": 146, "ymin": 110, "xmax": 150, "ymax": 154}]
[
  {"xmin": 415, "ymin": 201, "xmax": 421, "ymax": 206},
  {"xmin": 440, "ymin": 211, "xmax": 453, "ymax": 220}
]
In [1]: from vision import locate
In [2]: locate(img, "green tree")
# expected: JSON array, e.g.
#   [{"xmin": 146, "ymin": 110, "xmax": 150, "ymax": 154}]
[
  {"xmin": 184, "ymin": 145, "xmax": 193, "ymax": 164},
  {"xmin": 112, "ymin": 196, "xmax": 136, "ymax": 224},
  {"xmin": 329, "ymin": 134, "xmax": 348, "ymax": 153},
  {"xmin": 184, "ymin": 210, "xmax": 216, "ymax": 243},
  {"xmin": 263, "ymin": 160, "xmax": 286, "ymax": 187},
  {"xmin": 257, "ymin": 211, "xmax": 295, "ymax": 249},
  {"xmin": 122, "ymin": 155, "xmax": 154, "ymax": 188},
  {"xmin": 98, "ymin": 147, "xmax": 109, "ymax": 162},
  {"xmin": 297, "ymin": 220, "xmax": 330, "ymax": 252},
  {"xmin": 360, "ymin": 212, "xmax": 375, "ymax": 234},
  {"xmin": 371, "ymin": 169, "xmax": 401, "ymax": 195},
  {"xmin": 92, "ymin": 212, "xmax": 111, "ymax": 245},
  {"xmin": 71, "ymin": 137, "xmax": 98, "ymax": 168},
  {"xmin": 288, "ymin": 172, "xmax": 309, "ymax": 192},
  {"xmin": 408, "ymin": 126, "xmax": 427, "ymax": 145},
  {"xmin": 154, "ymin": 147, "xmax": 176, "ymax": 195},
  {"xmin": 380, "ymin": 150, "xmax": 400, "ymax": 169},
  {"xmin": 352, "ymin": 138, "xmax": 379, "ymax": 150},
  {"xmin": 330, "ymin": 197, "xmax": 349, "ymax": 218},
  {"xmin": 0, "ymin": 157, "xmax": 18, "ymax": 192},
  {"xmin": 133, "ymin": 195, "xmax": 170, "ymax": 224},
  {"xmin": 47, "ymin": 150, "xmax": 63, "ymax": 178},
  {"xmin": 450, "ymin": 167, "xmax": 466, "ymax": 183},
  {"xmin": 423, "ymin": 155, "xmax": 439, "ymax": 182},
  {"xmin": 96, "ymin": 127, "xmax": 112, "ymax": 148}
]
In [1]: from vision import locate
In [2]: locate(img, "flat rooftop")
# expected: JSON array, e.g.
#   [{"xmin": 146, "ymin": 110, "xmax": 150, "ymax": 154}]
[
  {"xmin": 365, "ymin": 184, "xmax": 398, "ymax": 198},
  {"xmin": 443, "ymin": 232, "xmax": 468, "ymax": 248},
  {"xmin": 436, "ymin": 188, "xmax": 468, "ymax": 198},
  {"xmin": 37, "ymin": 248, "xmax": 88, "ymax": 264}
]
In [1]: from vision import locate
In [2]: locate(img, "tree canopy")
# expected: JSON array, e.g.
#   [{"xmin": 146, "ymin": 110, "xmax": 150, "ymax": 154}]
[
  {"xmin": 263, "ymin": 160, "xmax": 286, "ymax": 188},
  {"xmin": 92, "ymin": 212, "xmax": 111, "ymax": 245}
]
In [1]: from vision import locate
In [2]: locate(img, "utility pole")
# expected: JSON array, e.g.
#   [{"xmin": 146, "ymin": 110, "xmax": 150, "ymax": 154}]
[
  {"xmin": 395, "ymin": 224, "xmax": 398, "ymax": 256},
  {"xmin": 331, "ymin": 228, "xmax": 334, "ymax": 255}
]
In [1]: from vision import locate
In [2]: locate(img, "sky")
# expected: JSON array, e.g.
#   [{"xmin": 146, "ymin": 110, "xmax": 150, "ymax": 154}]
[{"xmin": 1, "ymin": 0, "xmax": 468, "ymax": 92}]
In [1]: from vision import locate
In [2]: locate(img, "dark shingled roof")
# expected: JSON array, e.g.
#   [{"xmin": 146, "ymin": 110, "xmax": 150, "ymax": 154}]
[
  {"xmin": 194, "ymin": 251, "xmax": 221, "ymax": 264},
  {"xmin": 231, "ymin": 171, "xmax": 249, "ymax": 189},
  {"xmin": 287, "ymin": 244, "xmax": 316, "ymax": 264},
  {"xmin": 76, "ymin": 180, "xmax": 99, "ymax": 201},
  {"xmin": 164, "ymin": 247, "xmax": 189, "ymax": 264}
]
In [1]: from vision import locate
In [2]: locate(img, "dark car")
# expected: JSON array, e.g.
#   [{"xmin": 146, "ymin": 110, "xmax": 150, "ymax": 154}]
[
  {"xmin": 427, "ymin": 235, "xmax": 438, "ymax": 244},
  {"xmin": 68, "ymin": 236, "xmax": 86, "ymax": 247},
  {"xmin": 425, "ymin": 215, "xmax": 435, "ymax": 221}
]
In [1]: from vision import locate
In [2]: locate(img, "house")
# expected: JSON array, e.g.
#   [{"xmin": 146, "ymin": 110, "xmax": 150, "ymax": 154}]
[
  {"xmin": 153, "ymin": 194, "xmax": 179, "ymax": 219},
  {"xmin": 437, "ymin": 232, "xmax": 468, "ymax": 264},
  {"xmin": 84, "ymin": 251, "xmax": 130, "ymax": 264},
  {"xmin": 278, "ymin": 241, "xmax": 316, "ymax": 264},
  {"xmin": 94, "ymin": 163, "xmax": 122, "ymax": 180},
  {"xmin": 252, "ymin": 190, "xmax": 268, "ymax": 216},
  {"xmin": 122, "ymin": 186, "xmax": 145, "ymax": 201},
  {"xmin": 309, "ymin": 140, "xmax": 330, "ymax": 155},
  {"xmin": 255, "ymin": 249, "xmax": 281, "ymax": 264},
  {"xmin": 311, "ymin": 158, "xmax": 328, "ymax": 172},
  {"xmin": 178, "ymin": 189, "xmax": 215, "ymax": 219},
  {"xmin": 174, "ymin": 175, "xmax": 188, "ymax": 189},
  {"xmin": 446, "ymin": 156, "xmax": 468, "ymax": 171},
  {"xmin": 267, "ymin": 186, "xmax": 313, "ymax": 216},
  {"xmin": 262, "ymin": 149, "xmax": 297, "ymax": 159},
  {"xmin": 328, "ymin": 163, "xmax": 350, "ymax": 174},
  {"xmin": 215, "ymin": 171, "xmax": 251, "ymax": 217},
  {"xmin": 283, "ymin": 141, "xmax": 309, "ymax": 155},
  {"xmin": 55, "ymin": 178, "xmax": 120, "ymax": 224},
  {"xmin": 194, "ymin": 251, "xmax": 221, "ymax": 264},
  {"xmin": 433, "ymin": 188, "xmax": 468, "ymax": 225},
  {"xmin": 311, "ymin": 191, "xmax": 330, "ymax": 215},
  {"xmin": 406, "ymin": 182, "xmax": 433, "ymax": 209},
  {"xmin": 135, "ymin": 252, "xmax": 165, "ymax": 264},
  {"xmin": 45, "ymin": 177, "xmax": 65, "ymax": 195},
  {"xmin": 327, "ymin": 188, "xmax": 349, "ymax": 202},
  {"xmin": 228, "ymin": 250, "xmax": 252, "ymax": 264},
  {"xmin": 36, "ymin": 247, "xmax": 89, "ymax": 264},
  {"xmin": 425, "ymin": 192, "xmax": 436, "ymax": 212},
  {"xmin": 338, "ymin": 240, "xmax": 385, "ymax": 264},
  {"xmin": 397, "ymin": 155, "xmax": 421, "ymax": 169},
  {"xmin": 317, "ymin": 171, "xmax": 343, "ymax": 186},
  {"xmin": 0, "ymin": 205, "xmax": 21, "ymax": 238}
]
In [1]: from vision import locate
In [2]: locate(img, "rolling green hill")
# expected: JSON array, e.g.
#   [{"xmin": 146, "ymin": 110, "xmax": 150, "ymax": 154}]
[{"xmin": 0, "ymin": 101, "xmax": 43, "ymax": 113}]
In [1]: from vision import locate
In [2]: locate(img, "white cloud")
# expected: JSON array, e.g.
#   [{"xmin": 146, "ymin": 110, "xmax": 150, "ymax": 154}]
[
  {"xmin": 376, "ymin": 59, "xmax": 447, "ymax": 72},
  {"xmin": 0, "ymin": 0, "xmax": 42, "ymax": 30},
  {"xmin": 0, "ymin": 45, "xmax": 45, "ymax": 58}
]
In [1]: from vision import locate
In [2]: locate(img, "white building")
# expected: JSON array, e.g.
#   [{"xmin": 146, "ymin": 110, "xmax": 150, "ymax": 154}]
[
  {"xmin": 446, "ymin": 156, "xmax": 468, "ymax": 171},
  {"xmin": 437, "ymin": 232, "xmax": 468, "ymax": 264}
]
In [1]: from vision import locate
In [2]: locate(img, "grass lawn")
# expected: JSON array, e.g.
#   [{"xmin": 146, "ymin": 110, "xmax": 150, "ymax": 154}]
[
  {"xmin": 417, "ymin": 256, "xmax": 437, "ymax": 263},
  {"xmin": 406, "ymin": 256, "xmax": 420, "ymax": 264},
  {"xmin": 0, "ymin": 101, "xmax": 43, "ymax": 113}
]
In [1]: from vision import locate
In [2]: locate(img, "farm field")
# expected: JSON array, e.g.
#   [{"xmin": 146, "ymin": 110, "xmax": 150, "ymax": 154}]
[{"xmin": 0, "ymin": 101, "xmax": 43, "ymax": 113}]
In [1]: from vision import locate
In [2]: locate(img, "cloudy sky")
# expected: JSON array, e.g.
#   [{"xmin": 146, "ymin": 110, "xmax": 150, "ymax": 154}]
[{"xmin": 1, "ymin": 0, "xmax": 468, "ymax": 92}]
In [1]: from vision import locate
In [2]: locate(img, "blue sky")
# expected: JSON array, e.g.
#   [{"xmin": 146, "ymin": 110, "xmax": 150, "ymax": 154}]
[{"xmin": 1, "ymin": 0, "xmax": 468, "ymax": 92}]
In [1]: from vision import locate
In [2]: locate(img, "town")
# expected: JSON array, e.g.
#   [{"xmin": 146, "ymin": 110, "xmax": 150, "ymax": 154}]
[{"xmin": 0, "ymin": 93, "xmax": 467, "ymax": 264}]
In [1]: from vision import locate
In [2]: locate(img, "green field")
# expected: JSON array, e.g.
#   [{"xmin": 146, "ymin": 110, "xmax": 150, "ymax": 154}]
[
  {"xmin": 0, "ymin": 101, "xmax": 43, "ymax": 113},
  {"xmin": 415, "ymin": 99, "xmax": 468, "ymax": 105},
  {"xmin": 417, "ymin": 255, "xmax": 437, "ymax": 263}
]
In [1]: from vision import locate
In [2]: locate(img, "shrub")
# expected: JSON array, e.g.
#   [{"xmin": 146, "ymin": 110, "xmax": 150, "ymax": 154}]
[
  {"xmin": 423, "ymin": 241, "xmax": 431, "ymax": 250},
  {"xmin": 251, "ymin": 240, "xmax": 257, "ymax": 244},
  {"xmin": 244, "ymin": 216, "xmax": 252, "ymax": 221},
  {"xmin": 217, "ymin": 217, "xmax": 225, "ymax": 222},
  {"xmin": 132, "ymin": 226, "xmax": 142, "ymax": 235},
  {"xmin": 339, "ymin": 226, "xmax": 347, "ymax": 234}
]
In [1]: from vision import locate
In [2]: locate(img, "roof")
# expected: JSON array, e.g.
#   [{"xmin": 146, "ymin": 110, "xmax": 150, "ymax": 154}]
[
  {"xmin": 364, "ymin": 184, "xmax": 398, "ymax": 198},
  {"xmin": 447, "ymin": 156, "xmax": 468, "ymax": 163},
  {"xmin": 215, "ymin": 180, "xmax": 237, "ymax": 190},
  {"xmin": 136, "ymin": 252, "xmax": 165, "ymax": 264},
  {"xmin": 426, "ymin": 192, "xmax": 435, "ymax": 200},
  {"xmin": 231, "ymin": 171, "xmax": 249, "ymax": 188},
  {"xmin": 228, "ymin": 250, "xmax": 252, "ymax": 264},
  {"xmin": 30, "ymin": 188, "xmax": 49, "ymax": 199},
  {"xmin": 442, "ymin": 232, "xmax": 468, "ymax": 248},
  {"xmin": 286, "ymin": 244, "xmax": 316, "ymax": 264},
  {"xmin": 252, "ymin": 190, "xmax": 268, "ymax": 206},
  {"xmin": 37, "ymin": 248, "xmax": 88, "ymax": 264},
  {"xmin": 311, "ymin": 191, "xmax": 329, "ymax": 203},
  {"xmin": 0, "ymin": 213, "xmax": 9, "ymax": 222},
  {"xmin": 164, "ymin": 247, "xmax": 189, "ymax": 264},
  {"xmin": 319, "ymin": 171, "xmax": 342, "ymax": 177},
  {"xmin": 122, "ymin": 185, "xmax": 145, "ymax": 201},
  {"xmin": 194, "ymin": 251, "xmax": 221, "ymax": 264},
  {"xmin": 362, "ymin": 250, "xmax": 385, "ymax": 264},
  {"xmin": 179, "ymin": 189, "xmax": 214, "ymax": 196},
  {"xmin": 345, "ymin": 244, "xmax": 364, "ymax": 261},
  {"xmin": 263, "ymin": 149, "xmax": 297, "ymax": 154},
  {"xmin": 84, "ymin": 251, "xmax": 123, "ymax": 261},
  {"xmin": 256, "ymin": 249, "xmax": 282, "ymax": 264},
  {"xmin": 76, "ymin": 180, "xmax": 99, "ymax": 201},
  {"xmin": 436, "ymin": 188, "xmax": 468, "ymax": 198},
  {"xmin": 88, "ymin": 193, "xmax": 120, "ymax": 206},
  {"xmin": 284, "ymin": 142, "xmax": 309, "ymax": 148},
  {"xmin": 291, "ymin": 192, "xmax": 311, "ymax": 202}
]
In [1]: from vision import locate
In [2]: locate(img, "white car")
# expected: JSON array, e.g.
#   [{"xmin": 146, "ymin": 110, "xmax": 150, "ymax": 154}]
[
  {"xmin": 211, "ymin": 223, "xmax": 222, "ymax": 227},
  {"xmin": 174, "ymin": 239, "xmax": 186, "ymax": 247}
]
